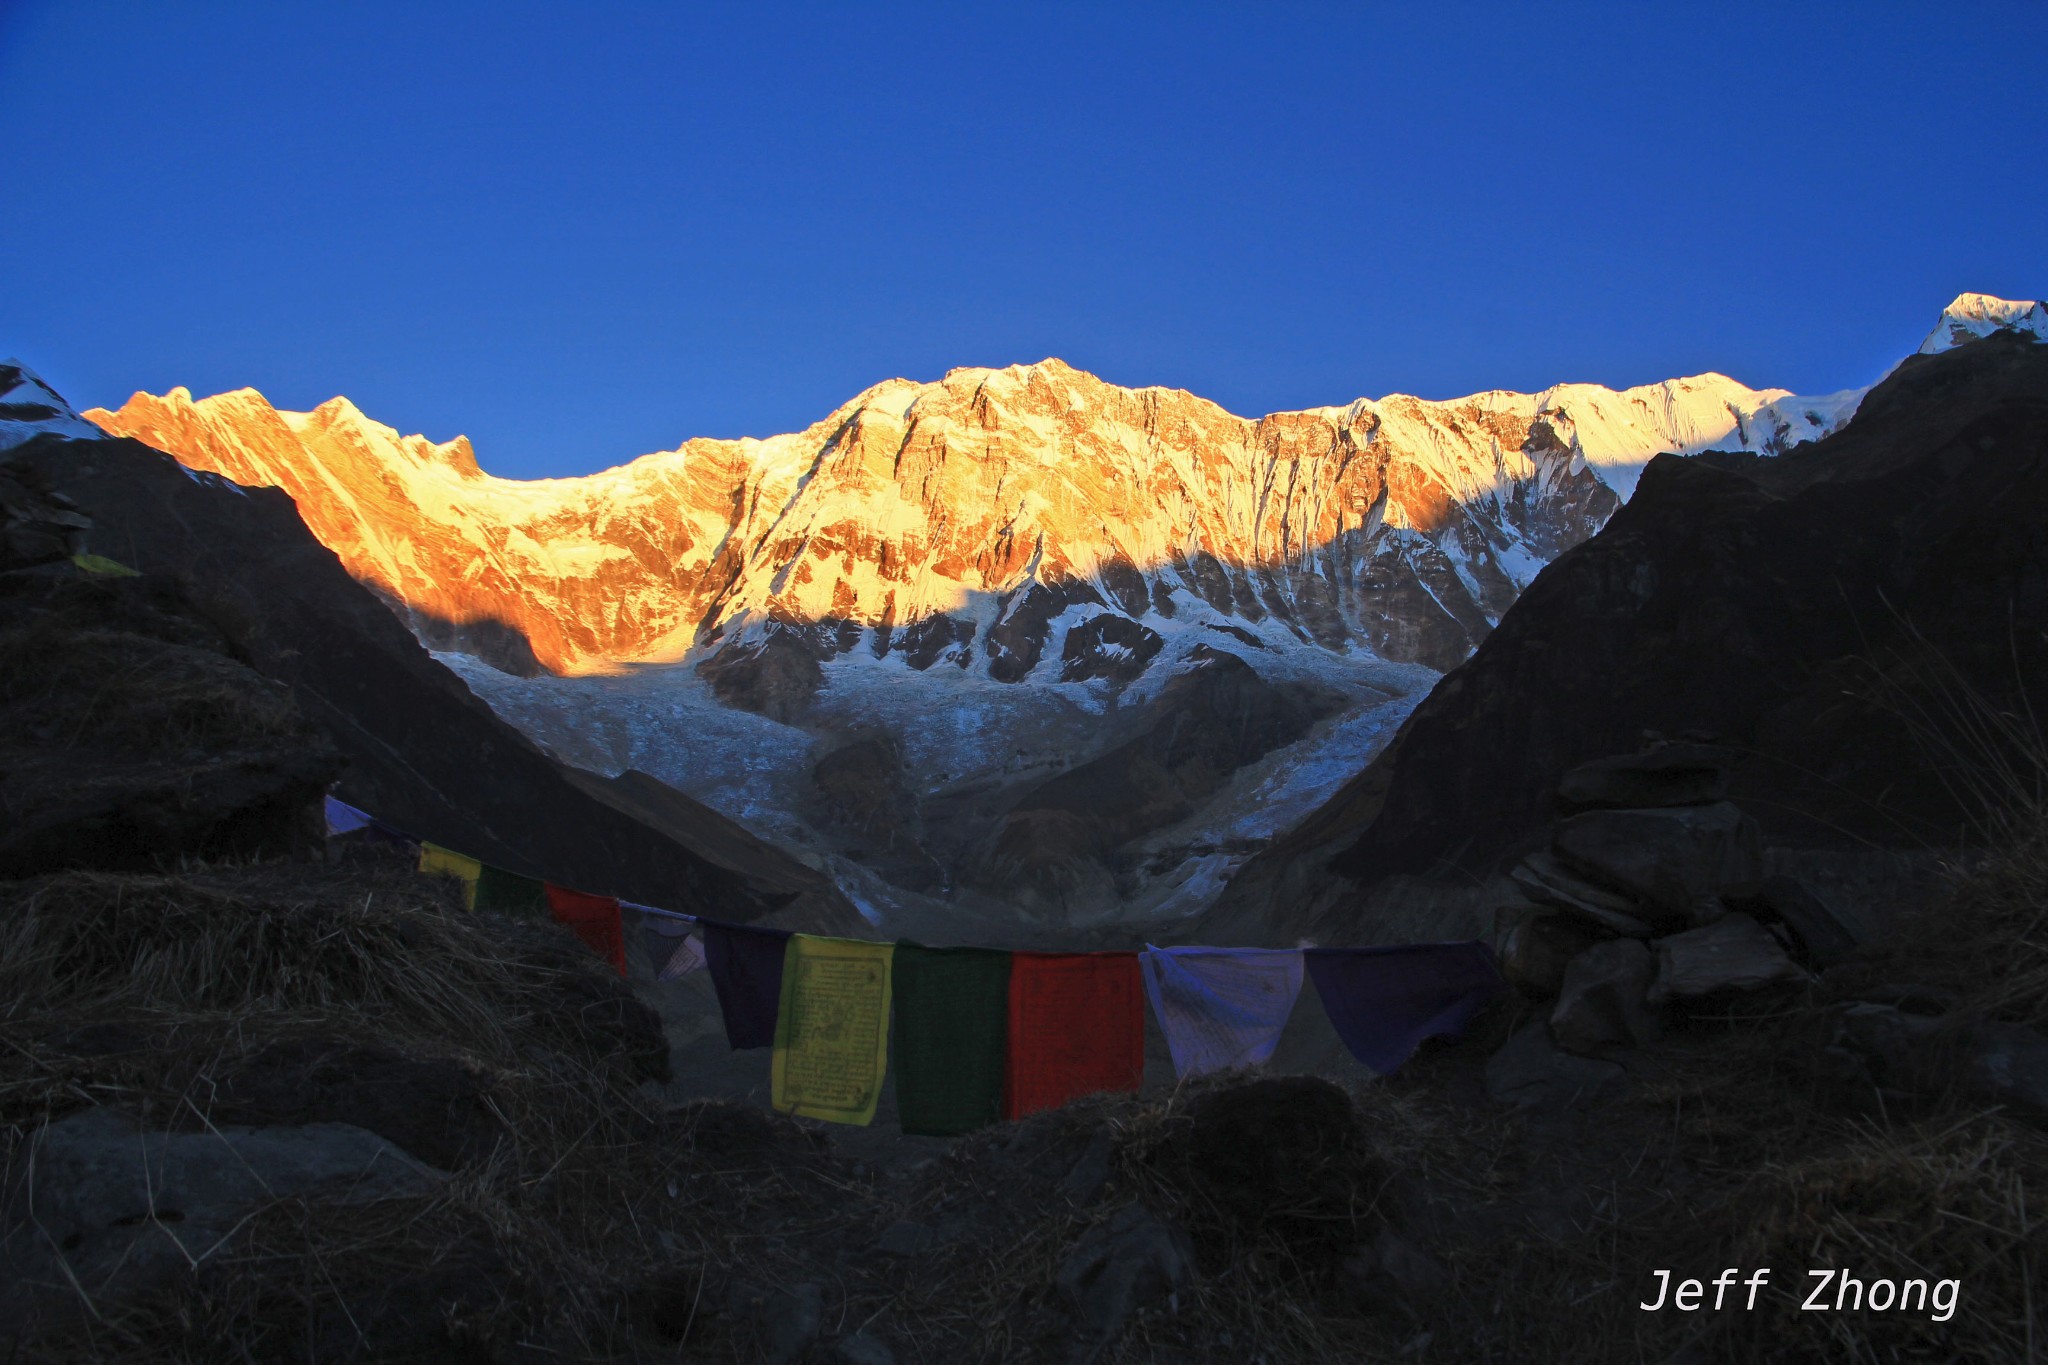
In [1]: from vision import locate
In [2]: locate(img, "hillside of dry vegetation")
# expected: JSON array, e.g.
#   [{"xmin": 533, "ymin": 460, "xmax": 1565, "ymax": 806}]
[{"xmin": 2, "ymin": 818, "xmax": 2043, "ymax": 1362}]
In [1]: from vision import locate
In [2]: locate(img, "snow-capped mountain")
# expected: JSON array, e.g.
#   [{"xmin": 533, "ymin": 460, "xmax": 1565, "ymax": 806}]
[
  {"xmin": 89, "ymin": 361, "xmax": 1831, "ymax": 684},
  {"xmin": 2, "ymin": 360, "xmax": 108, "ymax": 451},
  {"xmin": 1920, "ymin": 291, "xmax": 2048, "ymax": 354},
  {"xmin": 69, "ymin": 293, "xmax": 2039, "ymax": 930}
]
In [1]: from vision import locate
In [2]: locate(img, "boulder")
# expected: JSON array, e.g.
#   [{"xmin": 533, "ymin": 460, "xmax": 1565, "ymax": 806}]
[
  {"xmin": 1762, "ymin": 846, "xmax": 1946, "ymax": 948},
  {"xmin": 1804, "ymin": 1001, "xmax": 1948, "ymax": 1113},
  {"xmin": 1555, "ymin": 743, "xmax": 1732, "ymax": 812},
  {"xmin": 1056, "ymin": 1204, "xmax": 1193, "ymax": 1355},
  {"xmin": 0, "ymin": 1107, "xmax": 445, "ymax": 1328},
  {"xmin": 1483, "ymin": 1020, "xmax": 1625, "ymax": 1109},
  {"xmin": 1498, "ymin": 908, "xmax": 1605, "ymax": 998},
  {"xmin": 1649, "ymin": 913, "xmax": 1809, "ymax": 1004},
  {"xmin": 1550, "ymin": 939, "xmax": 1661, "ymax": 1054},
  {"xmin": 1739, "ymin": 873, "xmax": 1861, "ymax": 968},
  {"xmin": 1806, "ymin": 1005, "xmax": 2048, "ymax": 1125},
  {"xmin": 1553, "ymin": 802, "xmax": 1762, "ymax": 926},
  {"xmin": 1510, "ymin": 851, "xmax": 1654, "ymax": 937},
  {"xmin": 1963, "ymin": 1020, "xmax": 2048, "ymax": 1125}
]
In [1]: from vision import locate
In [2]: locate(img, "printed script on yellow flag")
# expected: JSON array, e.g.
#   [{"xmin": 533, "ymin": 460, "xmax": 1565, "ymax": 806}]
[{"xmin": 771, "ymin": 936, "xmax": 896, "ymax": 1126}]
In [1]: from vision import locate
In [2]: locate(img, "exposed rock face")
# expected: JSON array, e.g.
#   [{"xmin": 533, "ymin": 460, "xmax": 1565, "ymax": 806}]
[
  {"xmin": 1213, "ymin": 306, "xmax": 2048, "ymax": 935},
  {"xmin": 697, "ymin": 631, "xmax": 825, "ymax": 722},
  {"xmin": 969, "ymin": 651, "xmax": 1336, "ymax": 917},
  {"xmin": 87, "ymin": 359, "xmax": 1833, "ymax": 685},
  {"xmin": 1738, "ymin": 874, "xmax": 1862, "ymax": 969}
]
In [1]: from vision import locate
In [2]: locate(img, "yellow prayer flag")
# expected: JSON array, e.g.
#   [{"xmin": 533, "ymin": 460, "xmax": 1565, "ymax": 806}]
[
  {"xmin": 418, "ymin": 841, "xmax": 481, "ymax": 910},
  {"xmin": 771, "ymin": 935, "xmax": 895, "ymax": 1126}
]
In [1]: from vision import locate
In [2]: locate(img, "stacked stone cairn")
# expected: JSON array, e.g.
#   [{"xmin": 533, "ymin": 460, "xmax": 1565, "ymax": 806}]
[{"xmin": 1486, "ymin": 741, "xmax": 1860, "ymax": 1105}]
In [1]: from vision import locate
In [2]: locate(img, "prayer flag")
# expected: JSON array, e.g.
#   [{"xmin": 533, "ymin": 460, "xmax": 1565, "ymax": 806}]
[
  {"xmin": 658, "ymin": 934, "xmax": 706, "ymax": 980},
  {"xmin": 1140, "ymin": 946, "xmax": 1304, "ymax": 1079},
  {"xmin": 323, "ymin": 796, "xmax": 374, "ymax": 837},
  {"xmin": 627, "ymin": 902, "xmax": 693, "ymax": 973},
  {"xmin": 478, "ymin": 865, "xmax": 548, "ymax": 918},
  {"xmin": 703, "ymin": 921, "xmax": 793, "ymax": 1050},
  {"xmin": 1304, "ymin": 942, "xmax": 1505, "ymax": 1076},
  {"xmin": 545, "ymin": 885, "xmax": 627, "ymax": 976},
  {"xmin": 1003, "ymin": 952, "xmax": 1144, "ymax": 1120},
  {"xmin": 771, "ymin": 936, "xmax": 895, "ymax": 1126},
  {"xmin": 418, "ymin": 842, "xmax": 481, "ymax": 910},
  {"xmin": 892, "ymin": 943, "xmax": 1011, "ymax": 1136}
]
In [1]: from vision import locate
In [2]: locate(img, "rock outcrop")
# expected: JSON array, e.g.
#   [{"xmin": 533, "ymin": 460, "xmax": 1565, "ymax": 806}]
[
  {"xmin": 1213, "ymin": 308, "xmax": 2048, "ymax": 937},
  {"xmin": 1, "ymin": 460, "xmax": 339, "ymax": 876}
]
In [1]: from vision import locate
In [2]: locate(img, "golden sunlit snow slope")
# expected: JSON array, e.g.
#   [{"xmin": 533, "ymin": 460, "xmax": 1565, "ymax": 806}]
[{"xmin": 89, "ymin": 359, "xmax": 1826, "ymax": 679}]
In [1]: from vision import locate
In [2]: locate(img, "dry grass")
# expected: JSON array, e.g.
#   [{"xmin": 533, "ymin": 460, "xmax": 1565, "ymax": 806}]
[
  {"xmin": 1882, "ymin": 819, "xmax": 2048, "ymax": 1031},
  {"xmin": 0, "ymin": 623, "xmax": 305, "ymax": 755},
  {"xmin": 0, "ymin": 859, "xmax": 714, "ymax": 1362},
  {"xmin": 1850, "ymin": 622, "xmax": 2048, "ymax": 1027},
  {"xmin": 5, "ymin": 795, "xmax": 2046, "ymax": 1362}
]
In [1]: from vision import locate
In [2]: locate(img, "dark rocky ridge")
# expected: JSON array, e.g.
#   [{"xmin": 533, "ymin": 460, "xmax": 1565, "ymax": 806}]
[
  {"xmin": 0, "ymin": 462, "xmax": 339, "ymax": 876},
  {"xmin": 4, "ymin": 432, "xmax": 863, "ymax": 926},
  {"xmin": 1213, "ymin": 331, "xmax": 2048, "ymax": 934}
]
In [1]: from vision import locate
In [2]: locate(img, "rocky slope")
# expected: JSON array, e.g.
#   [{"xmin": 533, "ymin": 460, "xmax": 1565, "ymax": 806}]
[{"xmin": 1206, "ymin": 297, "xmax": 2048, "ymax": 941}]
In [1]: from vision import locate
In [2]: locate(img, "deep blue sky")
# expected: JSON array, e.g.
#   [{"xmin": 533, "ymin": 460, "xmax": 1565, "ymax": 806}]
[{"xmin": 4, "ymin": 3, "xmax": 2042, "ymax": 479}]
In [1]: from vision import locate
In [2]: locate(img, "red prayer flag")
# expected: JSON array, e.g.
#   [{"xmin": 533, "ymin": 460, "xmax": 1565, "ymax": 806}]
[
  {"xmin": 1003, "ymin": 951, "xmax": 1144, "ymax": 1120},
  {"xmin": 544, "ymin": 884, "xmax": 626, "ymax": 977}
]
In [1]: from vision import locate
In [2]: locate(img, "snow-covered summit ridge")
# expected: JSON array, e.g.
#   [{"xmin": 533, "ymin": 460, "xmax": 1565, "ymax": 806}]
[
  {"xmin": 84, "ymin": 357, "xmax": 1844, "ymax": 678},
  {"xmin": 78, "ymin": 293, "xmax": 2003, "ymax": 685},
  {"xmin": 1919, "ymin": 292, "xmax": 2047, "ymax": 354},
  {"xmin": 0, "ymin": 360, "xmax": 105, "ymax": 452}
]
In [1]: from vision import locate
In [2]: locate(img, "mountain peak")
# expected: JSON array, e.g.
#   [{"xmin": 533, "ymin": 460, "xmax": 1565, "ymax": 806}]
[
  {"xmin": 0, "ymin": 360, "xmax": 109, "ymax": 450},
  {"xmin": 1919, "ymin": 292, "xmax": 2047, "ymax": 354}
]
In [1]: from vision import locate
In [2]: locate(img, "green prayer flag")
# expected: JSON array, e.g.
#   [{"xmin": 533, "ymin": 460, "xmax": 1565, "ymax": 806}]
[
  {"xmin": 474, "ymin": 864, "xmax": 547, "ymax": 916},
  {"xmin": 892, "ymin": 943, "xmax": 1012, "ymax": 1136}
]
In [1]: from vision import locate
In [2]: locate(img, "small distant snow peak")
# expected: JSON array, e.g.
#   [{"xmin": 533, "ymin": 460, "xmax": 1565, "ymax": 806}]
[{"xmin": 1920, "ymin": 292, "xmax": 2048, "ymax": 354}]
